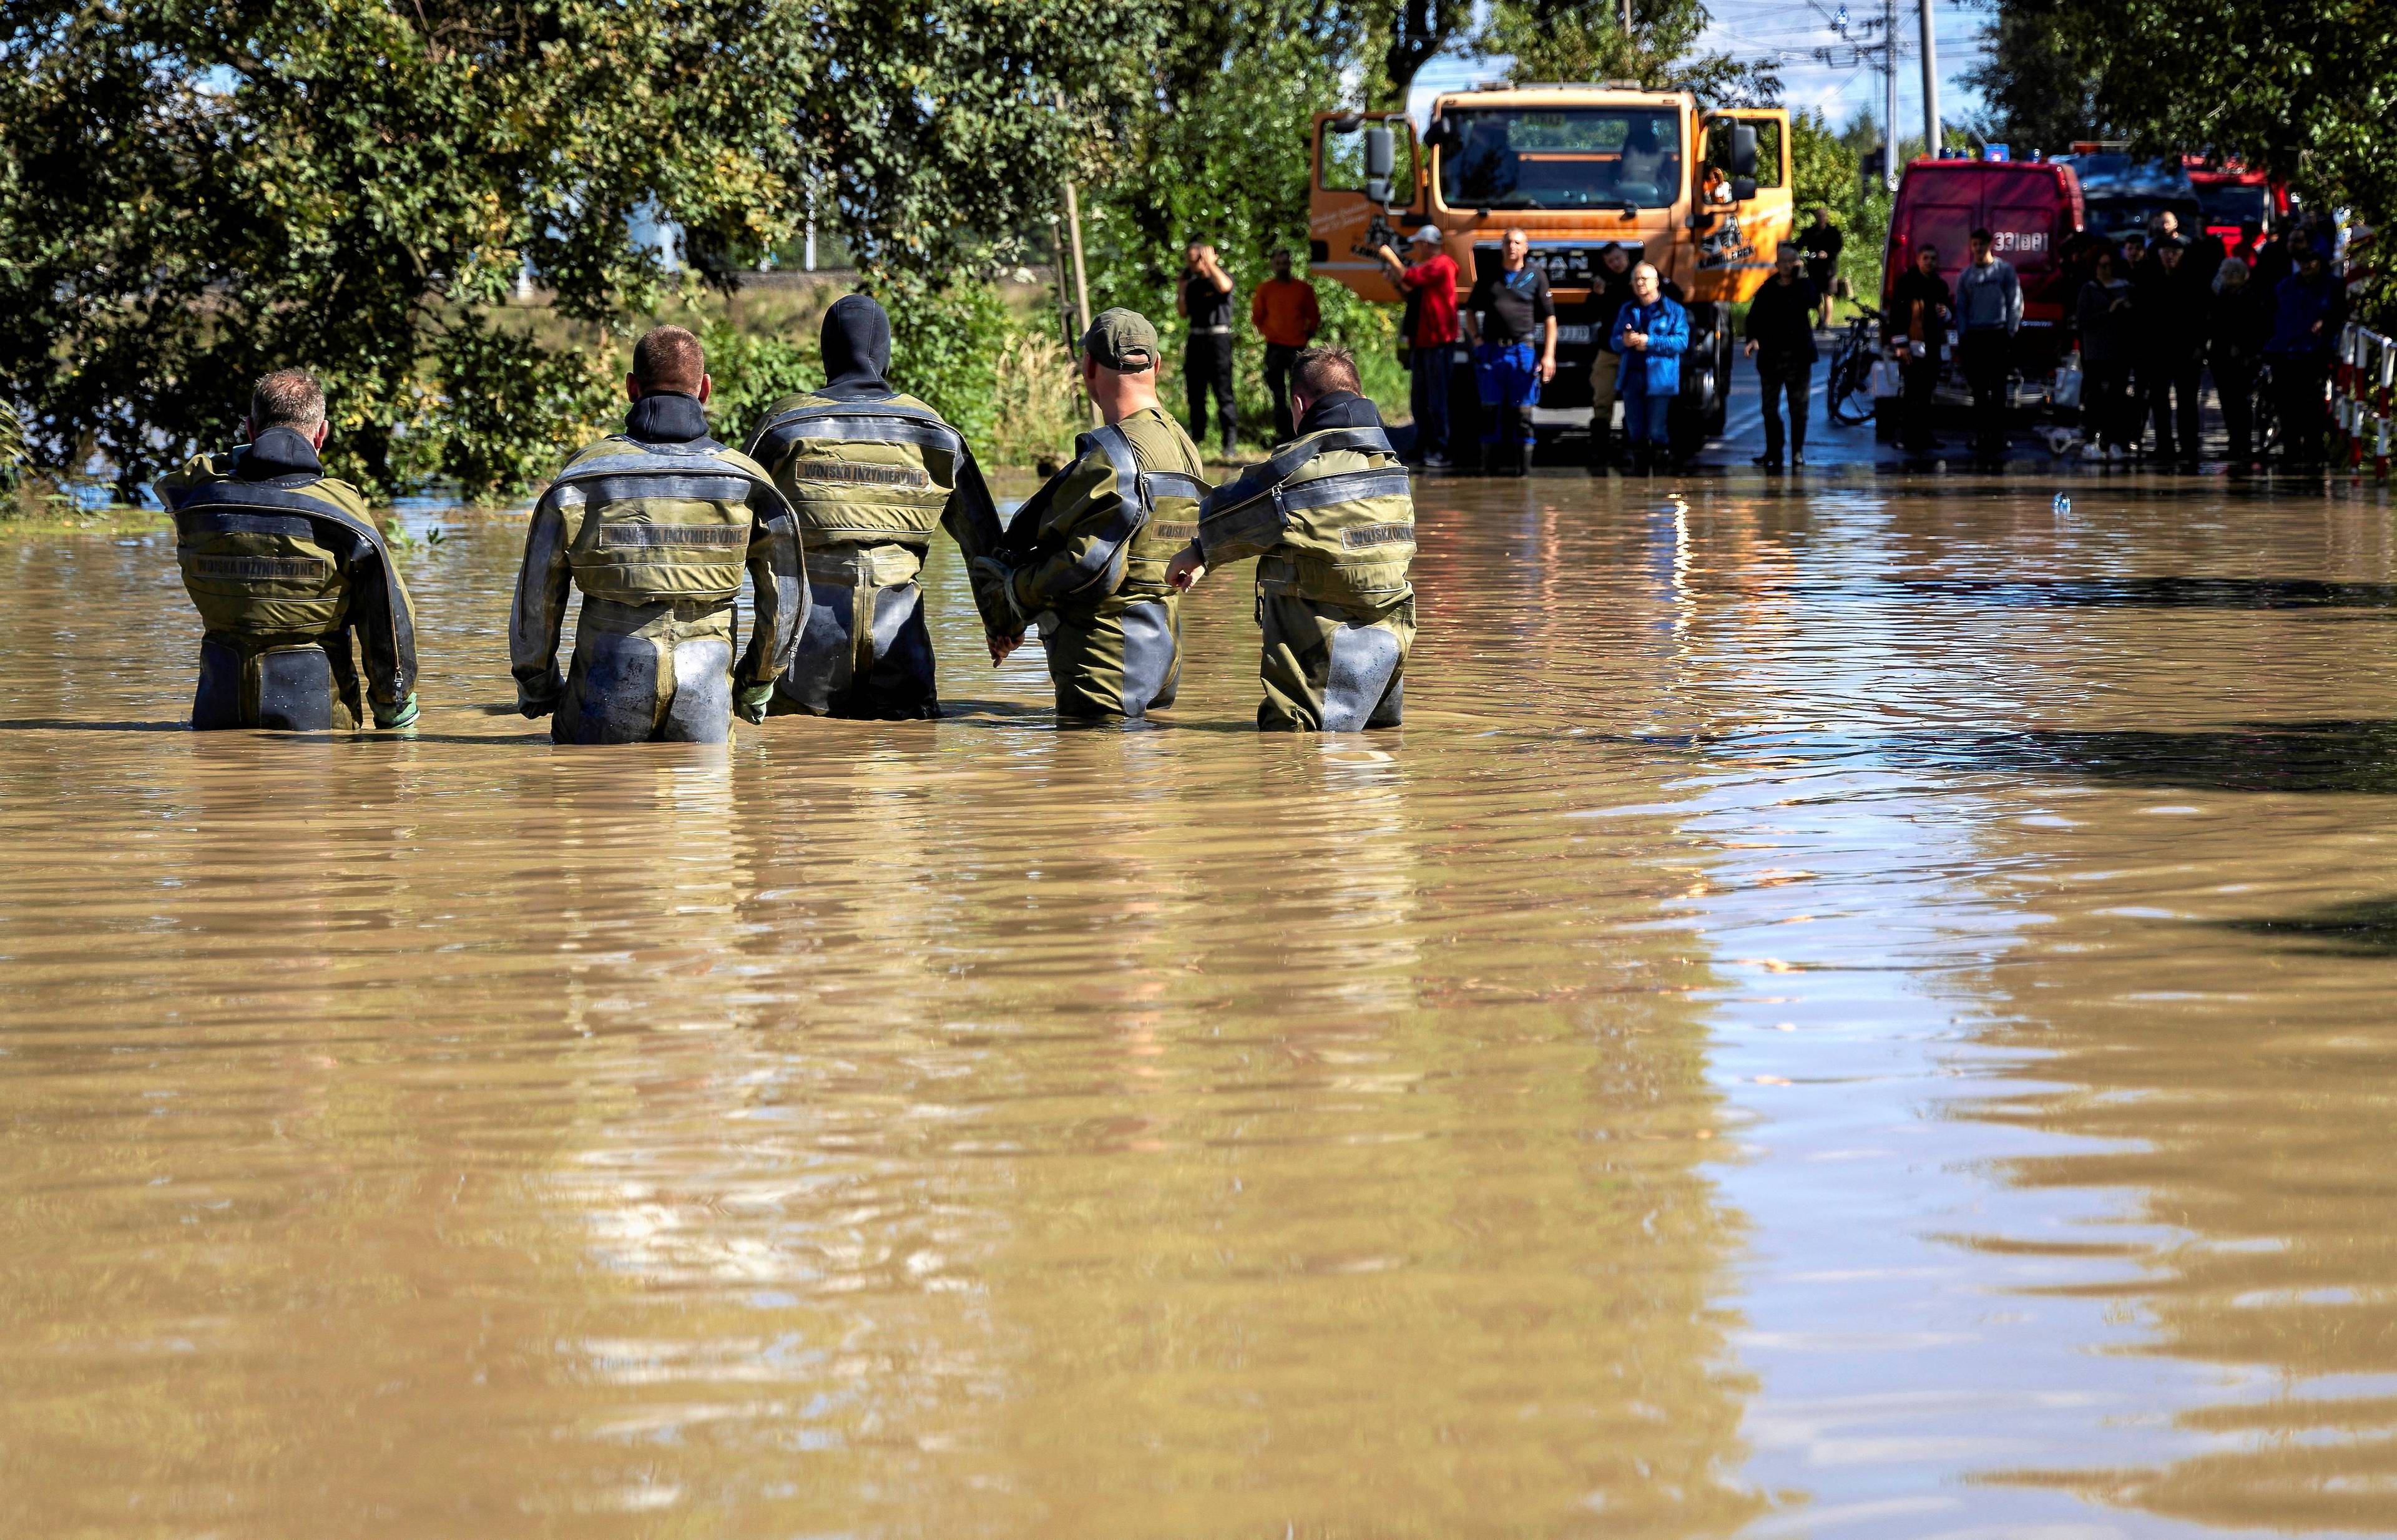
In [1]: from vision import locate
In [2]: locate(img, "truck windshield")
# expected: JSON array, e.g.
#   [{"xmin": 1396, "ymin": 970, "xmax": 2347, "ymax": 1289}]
[
  {"xmin": 2198, "ymin": 183, "xmax": 2270, "ymax": 227},
  {"xmin": 1437, "ymin": 108, "xmax": 1681, "ymax": 210}
]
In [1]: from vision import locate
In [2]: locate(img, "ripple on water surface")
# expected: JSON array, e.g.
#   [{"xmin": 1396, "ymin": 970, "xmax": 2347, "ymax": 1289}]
[{"xmin": 2, "ymin": 474, "xmax": 2396, "ymax": 1537}]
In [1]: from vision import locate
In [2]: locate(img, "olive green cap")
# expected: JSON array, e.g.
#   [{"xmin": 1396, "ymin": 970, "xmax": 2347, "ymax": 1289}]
[{"xmin": 1082, "ymin": 307, "xmax": 1158, "ymax": 373}]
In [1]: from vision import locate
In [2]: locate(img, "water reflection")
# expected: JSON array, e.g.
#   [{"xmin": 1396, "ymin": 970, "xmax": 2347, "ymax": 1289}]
[{"xmin": 12, "ymin": 472, "xmax": 2397, "ymax": 1534}]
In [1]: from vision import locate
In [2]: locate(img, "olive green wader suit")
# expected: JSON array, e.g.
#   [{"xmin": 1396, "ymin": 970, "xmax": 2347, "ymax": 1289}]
[
  {"xmin": 744, "ymin": 391, "xmax": 1014, "ymax": 719},
  {"xmin": 1189, "ymin": 395, "xmax": 1414, "ymax": 731},
  {"xmin": 993, "ymin": 406, "xmax": 1210, "ymax": 720},
  {"xmin": 155, "ymin": 428, "xmax": 420, "ymax": 732},
  {"xmin": 511, "ymin": 395, "xmax": 806, "ymax": 745}
]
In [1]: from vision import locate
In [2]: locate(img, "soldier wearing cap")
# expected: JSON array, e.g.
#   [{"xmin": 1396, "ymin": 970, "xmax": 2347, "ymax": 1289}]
[
  {"xmin": 1165, "ymin": 345, "xmax": 1413, "ymax": 731},
  {"xmin": 974, "ymin": 309, "xmax": 1211, "ymax": 721}
]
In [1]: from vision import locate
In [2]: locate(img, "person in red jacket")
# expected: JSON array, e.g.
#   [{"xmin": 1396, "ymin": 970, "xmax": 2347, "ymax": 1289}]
[
  {"xmin": 1250, "ymin": 248, "xmax": 1322, "ymax": 440},
  {"xmin": 1375, "ymin": 225, "xmax": 1459, "ymax": 468}
]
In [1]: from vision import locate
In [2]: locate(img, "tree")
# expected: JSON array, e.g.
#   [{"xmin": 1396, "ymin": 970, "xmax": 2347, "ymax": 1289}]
[
  {"xmin": 1958, "ymin": 0, "xmax": 2105, "ymax": 157},
  {"xmin": 1476, "ymin": 0, "xmax": 1780, "ymax": 105},
  {"xmin": 0, "ymin": 0, "xmax": 1157, "ymax": 499}
]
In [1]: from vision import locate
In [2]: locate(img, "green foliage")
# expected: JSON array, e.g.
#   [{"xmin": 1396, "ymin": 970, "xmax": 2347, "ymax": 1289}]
[
  {"xmin": 1478, "ymin": 0, "xmax": 1780, "ymax": 105},
  {"xmin": 696, "ymin": 321, "xmax": 820, "ymax": 446},
  {"xmin": 878, "ymin": 277, "xmax": 1020, "ymax": 447},
  {"xmin": 1959, "ymin": 3, "xmax": 2107, "ymax": 157},
  {"xmin": 0, "ymin": 0, "xmax": 1162, "ymax": 500},
  {"xmin": 0, "ymin": 400, "xmax": 25, "ymax": 492}
]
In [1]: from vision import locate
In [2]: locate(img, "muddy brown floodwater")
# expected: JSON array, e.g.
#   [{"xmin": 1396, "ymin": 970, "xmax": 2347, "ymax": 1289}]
[{"xmin": 6, "ymin": 472, "xmax": 2397, "ymax": 1537}]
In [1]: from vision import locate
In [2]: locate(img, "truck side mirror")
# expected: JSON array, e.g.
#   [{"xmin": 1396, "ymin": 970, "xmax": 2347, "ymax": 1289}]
[
  {"xmin": 1732, "ymin": 175, "xmax": 1758, "ymax": 202},
  {"xmin": 1730, "ymin": 124, "xmax": 1758, "ymax": 179},
  {"xmin": 1364, "ymin": 125, "xmax": 1395, "ymax": 205}
]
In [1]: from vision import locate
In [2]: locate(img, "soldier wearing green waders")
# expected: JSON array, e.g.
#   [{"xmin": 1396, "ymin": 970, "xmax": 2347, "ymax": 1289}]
[
  {"xmin": 974, "ymin": 308, "xmax": 1210, "ymax": 721},
  {"xmin": 742, "ymin": 295, "xmax": 1016, "ymax": 719},
  {"xmin": 510, "ymin": 326, "xmax": 806, "ymax": 745},
  {"xmin": 155, "ymin": 369, "xmax": 421, "ymax": 733},
  {"xmin": 1165, "ymin": 346, "xmax": 1414, "ymax": 730}
]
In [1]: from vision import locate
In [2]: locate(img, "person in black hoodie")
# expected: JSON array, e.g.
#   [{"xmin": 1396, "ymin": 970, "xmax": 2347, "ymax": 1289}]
[
  {"xmin": 1743, "ymin": 245, "xmax": 1820, "ymax": 469},
  {"xmin": 742, "ymin": 295, "xmax": 1017, "ymax": 719},
  {"xmin": 2074, "ymin": 248, "xmax": 2138, "ymax": 459},
  {"xmin": 510, "ymin": 326, "xmax": 805, "ymax": 744},
  {"xmin": 2207, "ymin": 257, "xmax": 2272, "ymax": 466}
]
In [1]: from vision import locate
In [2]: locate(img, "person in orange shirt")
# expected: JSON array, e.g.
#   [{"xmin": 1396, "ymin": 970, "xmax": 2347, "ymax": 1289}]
[{"xmin": 1250, "ymin": 248, "xmax": 1323, "ymax": 440}]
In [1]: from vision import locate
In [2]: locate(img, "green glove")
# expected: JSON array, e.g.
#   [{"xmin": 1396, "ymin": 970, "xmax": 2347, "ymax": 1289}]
[
  {"xmin": 373, "ymin": 692, "xmax": 420, "ymax": 731},
  {"xmin": 735, "ymin": 682, "xmax": 775, "ymax": 724}
]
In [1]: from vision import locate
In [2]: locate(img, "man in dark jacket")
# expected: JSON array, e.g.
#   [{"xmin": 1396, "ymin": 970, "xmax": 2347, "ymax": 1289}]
[
  {"xmin": 1584, "ymin": 242, "xmax": 1640, "ymax": 472},
  {"xmin": 1890, "ymin": 246, "xmax": 1953, "ymax": 457},
  {"xmin": 2135, "ymin": 238, "xmax": 2210, "ymax": 460},
  {"xmin": 1743, "ymin": 246, "xmax": 1818, "ymax": 469},
  {"xmin": 2265, "ymin": 245, "xmax": 2349, "ymax": 468},
  {"xmin": 1799, "ymin": 208, "xmax": 1843, "ymax": 330}
]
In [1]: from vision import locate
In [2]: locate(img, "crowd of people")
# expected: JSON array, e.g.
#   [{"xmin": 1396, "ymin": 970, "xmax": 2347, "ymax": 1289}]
[{"xmin": 1881, "ymin": 207, "xmax": 2353, "ymax": 468}]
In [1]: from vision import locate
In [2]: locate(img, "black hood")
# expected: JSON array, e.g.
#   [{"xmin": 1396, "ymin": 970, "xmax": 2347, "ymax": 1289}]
[
  {"xmin": 236, "ymin": 426, "xmax": 325, "ymax": 483},
  {"xmin": 624, "ymin": 391, "xmax": 715, "ymax": 446},
  {"xmin": 820, "ymin": 294, "xmax": 894, "ymax": 401},
  {"xmin": 1295, "ymin": 390, "xmax": 1383, "ymax": 436}
]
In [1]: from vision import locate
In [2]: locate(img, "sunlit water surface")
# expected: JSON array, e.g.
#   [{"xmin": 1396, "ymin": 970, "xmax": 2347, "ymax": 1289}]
[{"xmin": 6, "ymin": 473, "xmax": 2397, "ymax": 1537}]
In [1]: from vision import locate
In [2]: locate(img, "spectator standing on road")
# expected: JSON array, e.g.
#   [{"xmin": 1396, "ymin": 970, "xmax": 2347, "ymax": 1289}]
[
  {"xmin": 1584, "ymin": 242, "xmax": 1640, "ymax": 473},
  {"xmin": 1743, "ymin": 245, "xmax": 1818, "ymax": 470},
  {"xmin": 2265, "ymin": 243, "xmax": 2350, "ymax": 469},
  {"xmin": 1891, "ymin": 245, "xmax": 1952, "ymax": 458},
  {"xmin": 1955, "ymin": 228, "xmax": 2022, "ymax": 461},
  {"xmin": 1799, "ymin": 208, "xmax": 1844, "ymax": 331},
  {"xmin": 2207, "ymin": 257, "xmax": 2272, "ymax": 468},
  {"xmin": 1374, "ymin": 227, "xmax": 1460, "ymax": 468},
  {"xmin": 2075, "ymin": 248, "xmax": 2137, "ymax": 461},
  {"xmin": 1250, "ymin": 248, "xmax": 1321, "ymax": 442},
  {"xmin": 2136, "ymin": 238, "xmax": 2209, "ymax": 461},
  {"xmin": 2248, "ymin": 224, "xmax": 2293, "ymax": 295},
  {"xmin": 1177, "ymin": 242, "xmax": 1238, "ymax": 459},
  {"xmin": 1462, "ymin": 227, "xmax": 1557, "ymax": 477},
  {"xmin": 1610, "ymin": 262, "xmax": 1689, "ymax": 477}
]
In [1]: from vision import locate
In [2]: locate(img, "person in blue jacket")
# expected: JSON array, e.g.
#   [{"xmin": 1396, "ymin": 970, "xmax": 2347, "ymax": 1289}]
[
  {"xmin": 1610, "ymin": 262, "xmax": 1690, "ymax": 474},
  {"xmin": 2263, "ymin": 243, "xmax": 2348, "ymax": 469}
]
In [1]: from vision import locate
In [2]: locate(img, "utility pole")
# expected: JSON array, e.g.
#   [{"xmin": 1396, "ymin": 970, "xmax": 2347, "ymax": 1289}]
[
  {"xmin": 1620, "ymin": 0, "xmax": 1632, "ymax": 32},
  {"xmin": 1883, "ymin": 0, "xmax": 1899, "ymax": 190},
  {"xmin": 1918, "ymin": 0, "xmax": 1940, "ymax": 158}
]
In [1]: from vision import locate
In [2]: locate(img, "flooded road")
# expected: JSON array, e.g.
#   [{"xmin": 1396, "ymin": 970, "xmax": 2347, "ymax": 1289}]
[{"xmin": 4, "ymin": 471, "xmax": 2396, "ymax": 1537}]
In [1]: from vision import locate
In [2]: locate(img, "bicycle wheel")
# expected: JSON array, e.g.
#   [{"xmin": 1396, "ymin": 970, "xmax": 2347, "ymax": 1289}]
[{"xmin": 1826, "ymin": 346, "xmax": 1871, "ymax": 426}]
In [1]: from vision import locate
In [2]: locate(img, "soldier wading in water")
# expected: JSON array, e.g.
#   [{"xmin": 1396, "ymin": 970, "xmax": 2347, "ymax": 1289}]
[
  {"xmin": 510, "ymin": 326, "xmax": 806, "ymax": 744},
  {"xmin": 1165, "ymin": 345, "xmax": 1414, "ymax": 730},
  {"xmin": 743, "ymin": 295, "xmax": 1019, "ymax": 719},
  {"xmin": 156, "ymin": 368, "xmax": 421, "ymax": 733},
  {"xmin": 976, "ymin": 308, "xmax": 1212, "ymax": 722}
]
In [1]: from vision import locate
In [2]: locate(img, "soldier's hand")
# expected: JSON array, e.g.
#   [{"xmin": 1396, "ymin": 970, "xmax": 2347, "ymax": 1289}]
[
  {"xmin": 1165, "ymin": 549, "xmax": 1207, "ymax": 591},
  {"xmin": 986, "ymin": 630, "xmax": 1024, "ymax": 665},
  {"xmin": 735, "ymin": 682, "xmax": 774, "ymax": 724}
]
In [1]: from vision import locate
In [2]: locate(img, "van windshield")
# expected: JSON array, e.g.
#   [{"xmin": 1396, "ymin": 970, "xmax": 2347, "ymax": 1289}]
[{"xmin": 1437, "ymin": 108, "xmax": 1682, "ymax": 210}]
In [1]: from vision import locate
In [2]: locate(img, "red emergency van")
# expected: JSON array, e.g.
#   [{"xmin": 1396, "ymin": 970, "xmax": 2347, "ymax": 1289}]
[{"xmin": 1879, "ymin": 157, "xmax": 2085, "ymax": 414}]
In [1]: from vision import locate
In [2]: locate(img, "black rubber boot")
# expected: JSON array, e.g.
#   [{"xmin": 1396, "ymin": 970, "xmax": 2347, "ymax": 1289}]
[
  {"xmin": 1515, "ymin": 438, "xmax": 1535, "ymax": 478},
  {"xmin": 1478, "ymin": 442, "xmax": 1498, "ymax": 477},
  {"xmin": 1587, "ymin": 424, "xmax": 1612, "ymax": 474}
]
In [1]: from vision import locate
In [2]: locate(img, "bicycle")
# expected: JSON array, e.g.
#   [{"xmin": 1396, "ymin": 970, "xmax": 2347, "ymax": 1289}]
[{"xmin": 1825, "ymin": 304, "xmax": 1883, "ymax": 427}]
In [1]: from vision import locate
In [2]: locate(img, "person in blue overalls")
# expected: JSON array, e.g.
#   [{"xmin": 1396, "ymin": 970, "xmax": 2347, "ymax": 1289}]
[
  {"xmin": 1610, "ymin": 261, "xmax": 1689, "ymax": 476},
  {"xmin": 1461, "ymin": 227, "xmax": 1557, "ymax": 476}
]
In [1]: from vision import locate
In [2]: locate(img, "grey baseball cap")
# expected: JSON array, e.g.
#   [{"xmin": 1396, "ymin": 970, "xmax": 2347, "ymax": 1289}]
[{"xmin": 1082, "ymin": 307, "xmax": 1159, "ymax": 372}]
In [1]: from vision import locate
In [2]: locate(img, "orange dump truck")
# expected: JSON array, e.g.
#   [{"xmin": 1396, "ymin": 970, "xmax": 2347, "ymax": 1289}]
[{"xmin": 1307, "ymin": 83, "xmax": 1793, "ymax": 455}]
